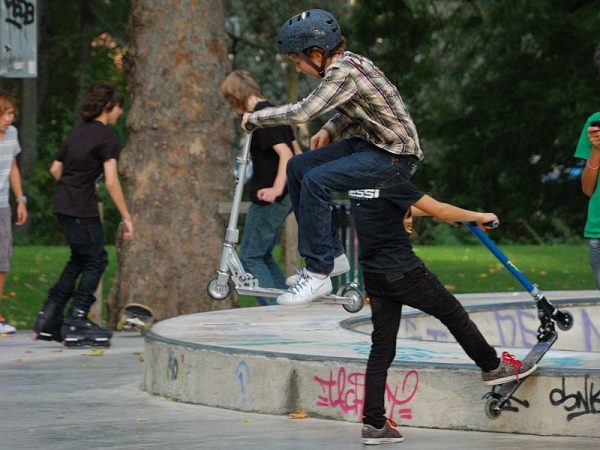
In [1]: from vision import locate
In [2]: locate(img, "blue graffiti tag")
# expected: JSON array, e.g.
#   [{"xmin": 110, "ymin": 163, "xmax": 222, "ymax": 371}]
[{"xmin": 236, "ymin": 360, "xmax": 250, "ymax": 403}]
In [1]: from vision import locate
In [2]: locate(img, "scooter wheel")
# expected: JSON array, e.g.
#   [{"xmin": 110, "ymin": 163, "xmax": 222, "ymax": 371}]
[
  {"xmin": 556, "ymin": 310, "xmax": 574, "ymax": 331},
  {"xmin": 484, "ymin": 397, "xmax": 502, "ymax": 419},
  {"xmin": 340, "ymin": 285, "xmax": 365, "ymax": 313},
  {"xmin": 207, "ymin": 277, "xmax": 231, "ymax": 301}
]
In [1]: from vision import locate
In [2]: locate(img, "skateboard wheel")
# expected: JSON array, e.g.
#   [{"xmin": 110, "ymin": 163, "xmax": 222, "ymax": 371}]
[
  {"xmin": 340, "ymin": 285, "xmax": 365, "ymax": 313},
  {"xmin": 556, "ymin": 311, "xmax": 574, "ymax": 331},
  {"xmin": 207, "ymin": 277, "xmax": 231, "ymax": 301},
  {"xmin": 484, "ymin": 397, "xmax": 502, "ymax": 419}
]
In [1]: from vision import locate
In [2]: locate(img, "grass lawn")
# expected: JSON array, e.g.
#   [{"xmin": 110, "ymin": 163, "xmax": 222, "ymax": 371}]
[
  {"xmin": 0, "ymin": 244, "xmax": 595, "ymax": 330},
  {"xmin": 1, "ymin": 246, "xmax": 116, "ymax": 330}
]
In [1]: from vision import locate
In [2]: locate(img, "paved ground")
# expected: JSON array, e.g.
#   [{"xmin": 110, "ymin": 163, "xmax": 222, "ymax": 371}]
[{"xmin": 1, "ymin": 331, "xmax": 599, "ymax": 450}]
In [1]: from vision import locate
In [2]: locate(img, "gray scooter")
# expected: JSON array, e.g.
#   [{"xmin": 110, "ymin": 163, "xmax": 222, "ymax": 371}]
[{"xmin": 207, "ymin": 133, "xmax": 365, "ymax": 313}]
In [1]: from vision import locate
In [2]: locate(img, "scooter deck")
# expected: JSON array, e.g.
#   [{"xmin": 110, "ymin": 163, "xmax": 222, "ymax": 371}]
[
  {"xmin": 235, "ymin": 286, "xmax": 352, "ymax": 304},
  {"xmin": 486, "ymin": 331, "xmax": 558, "ymax": 414}
]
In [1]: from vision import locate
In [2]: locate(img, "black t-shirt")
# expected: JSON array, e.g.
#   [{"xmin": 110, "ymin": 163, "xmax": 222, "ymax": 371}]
[
  {"xmin": 349, "ymin": 180, "xmax": 425, "ymax": 273},
  {"xmin": 249, "ymin": 101, "xmax": 295, "ymax": 204},
  {"xmin": 53, "ymin": 121, "xmax": 119, "ymax": 217}
]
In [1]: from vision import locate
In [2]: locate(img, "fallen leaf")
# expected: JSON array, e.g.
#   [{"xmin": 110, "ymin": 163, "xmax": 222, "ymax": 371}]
[
  {"xmin": 242, "ymin": 418, "xmax": 253, "ymax": 423},
  {"xmin": 289, "ymin": 411, "xmax": 308, "ymax": 419},
  {"xmin": 88, "ymin": 348, "xmax": 105, "ymax": 356}
]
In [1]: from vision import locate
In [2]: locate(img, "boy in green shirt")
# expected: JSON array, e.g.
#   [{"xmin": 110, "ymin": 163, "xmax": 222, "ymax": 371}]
[{"xmin": 573, "ymin": 47, "xmax": 600, "ymax": 289}]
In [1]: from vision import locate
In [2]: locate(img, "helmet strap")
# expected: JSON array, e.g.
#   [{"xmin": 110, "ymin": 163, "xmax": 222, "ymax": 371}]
[{"xmin": 300, "ymin": 50, "xmax": 330, "ymax": 78}]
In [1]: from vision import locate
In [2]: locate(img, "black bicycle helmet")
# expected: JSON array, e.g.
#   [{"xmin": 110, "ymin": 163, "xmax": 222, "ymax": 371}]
[{"xmin": 277, "ymin": 9, "xmax": 342, "ymax": 55}]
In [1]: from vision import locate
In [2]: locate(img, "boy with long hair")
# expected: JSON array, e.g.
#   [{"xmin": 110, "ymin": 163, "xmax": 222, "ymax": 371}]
[{"xmin": 33, "ymin": 82, "xmax": 133, "ymax": 346}]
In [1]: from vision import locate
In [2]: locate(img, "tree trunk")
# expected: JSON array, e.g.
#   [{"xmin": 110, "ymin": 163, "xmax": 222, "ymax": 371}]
[{"xmin": 108, "ymin": 0, "xmax": 233, "ymax": 324}]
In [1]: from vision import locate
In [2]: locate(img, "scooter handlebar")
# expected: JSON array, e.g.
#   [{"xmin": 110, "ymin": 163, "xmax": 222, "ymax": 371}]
[{"xmin": 244, "ymin": 122, "xmax": 256, "ymax": 132}]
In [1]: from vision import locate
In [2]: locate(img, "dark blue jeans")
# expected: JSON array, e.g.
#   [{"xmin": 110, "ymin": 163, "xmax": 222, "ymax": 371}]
[
  {"xmin": 239, "ymin": 196, "xmax": 292, "ymax": 306},
  {"xmin": 286, "ymin": 138, "xmax": 418, "ymax": 274},
  {"xmin": 47, "ymin": 214, "xmax": 108, "ymax": 314},
  {"xmin": 362, "ymin": 265, "xmax": 499, "ymax": 428}
]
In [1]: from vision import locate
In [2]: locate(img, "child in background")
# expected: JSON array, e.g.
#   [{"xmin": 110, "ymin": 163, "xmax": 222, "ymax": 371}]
[
  {"xmin": 0, "ymin": 89, "xmax": 28, "ymax": 334},
  {"xmin": 221, "ymin": 71, "xmax": 301, "ymax": 305},
  {"xmin": 33, "ymin": 82, "xmax": 133, "ymax": 346}
]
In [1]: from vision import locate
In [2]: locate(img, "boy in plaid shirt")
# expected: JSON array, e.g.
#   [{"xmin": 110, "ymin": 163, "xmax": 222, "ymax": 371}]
[{"xmin": 242, "ymin": 9, "xmax": 423, "ymax": 305}]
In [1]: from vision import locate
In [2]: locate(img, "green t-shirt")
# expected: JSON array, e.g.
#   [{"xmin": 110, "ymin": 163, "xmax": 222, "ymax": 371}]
[{"xmin": 574, "ymin": 111, "xmax": 600, "ymax": 238}]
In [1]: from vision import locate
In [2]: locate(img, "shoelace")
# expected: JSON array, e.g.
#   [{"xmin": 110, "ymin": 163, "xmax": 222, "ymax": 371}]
[
  {"xmin": 289, "ymin": 270, "xmax": 310, "ymax": 295},
  {"xmin": 501, "ymin": 351, "xmax": 523, "ymax": 379},
  {"xmin": 386, "ymin": 418, "xmax": 398, "ymax": 429}
]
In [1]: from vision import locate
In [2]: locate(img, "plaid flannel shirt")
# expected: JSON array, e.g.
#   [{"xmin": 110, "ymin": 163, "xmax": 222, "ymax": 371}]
[{"xmin": 247, "ymin": 51, "xmax": 423, "ymax": 160}]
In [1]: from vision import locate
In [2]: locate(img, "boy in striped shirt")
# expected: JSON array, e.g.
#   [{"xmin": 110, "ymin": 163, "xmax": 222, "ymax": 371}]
[{"xmin": 0, "ymin": 90, "xmax": 28, "ymax": 334}]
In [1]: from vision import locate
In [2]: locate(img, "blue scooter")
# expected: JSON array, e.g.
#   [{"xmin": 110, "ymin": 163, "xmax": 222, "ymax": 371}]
[{"xmin": 464, "ymin": 222, "xmax": 574, "ymax": 418}]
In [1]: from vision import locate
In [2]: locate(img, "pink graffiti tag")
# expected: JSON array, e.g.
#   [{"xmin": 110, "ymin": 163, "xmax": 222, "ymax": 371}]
[{"xmin": 313, "ymin": 368, "xmax": 419, "ymax": 421}]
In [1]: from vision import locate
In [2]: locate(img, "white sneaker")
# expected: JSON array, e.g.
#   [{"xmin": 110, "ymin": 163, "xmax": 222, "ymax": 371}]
[
  {"xmin": 0, "ymin": 316, "xmax": 16, "ymax": 334},
  {"xmin": 285, "ymin": 254, "xmax": 350, "ymax": 286},
  {"xmin": 277, "ymin": 269, "xmax": 333, "ymax": 305}
]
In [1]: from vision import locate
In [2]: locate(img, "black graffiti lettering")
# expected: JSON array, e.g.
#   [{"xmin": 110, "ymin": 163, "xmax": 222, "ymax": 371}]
[
  {"xmin": 167, "ymin": 352, "xmax": 179, "ymax": 381},
  {"xmin": 4, "ymin": 0, "xmax": 35, "ymax": 30},
  {"xmin": 549, "ymin": 376, "xmax": 599, "ymax": 421}
]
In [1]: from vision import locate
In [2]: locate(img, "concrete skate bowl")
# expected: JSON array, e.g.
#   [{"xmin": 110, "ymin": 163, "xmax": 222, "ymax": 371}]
[
  {"xmin": 346, "ymin": 296, "xmax": 600, "ymax": 353},
  {"xmin": 143, "ymin": 294, "xmax": 600, "ymax": 438}
]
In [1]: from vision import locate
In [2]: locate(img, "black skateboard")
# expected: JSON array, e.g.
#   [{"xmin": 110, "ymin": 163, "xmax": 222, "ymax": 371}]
[{"xmin": 483, "ymin": 331, "xmax": 557, "ymax": 418}]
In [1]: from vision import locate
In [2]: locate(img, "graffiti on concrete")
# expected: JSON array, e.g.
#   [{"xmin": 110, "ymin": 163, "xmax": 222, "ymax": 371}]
[
  {"xmin": 582, "ymin": 310, "xmax": 600, "ymax": 352},
  {"xmin": 166, "ymin": 351, "xmax": 186, "ymax": 387},
  {"xmin": 236, "ymin": 360, "xmax": 250, "ymax": 404},
  {"xmin": 401, "ymin": 306, "xmax": 600, "ymax": 352},
  {"xmin": 549, "ymin": 375, "xmax": 600, "ymax": 421},
  {"xmin": 493, "ymin": 309, "xmax": 538, "ymax": 348},
  {"xmin": 313, "ymin": 367, "xmax": 419, "ymax": 421},
  {"xmin": 167, "ymin": 351, "xmax": 179, "ymax": 381}
]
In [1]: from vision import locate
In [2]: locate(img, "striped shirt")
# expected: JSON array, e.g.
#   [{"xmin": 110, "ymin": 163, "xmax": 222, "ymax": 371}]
[
  {"xmin": 0, "ymin": 126, "xmax": 20, "ymax": 208},
  {"xmin": 248, "ymin": 51, "xmax": 423, "ymax": 160}
]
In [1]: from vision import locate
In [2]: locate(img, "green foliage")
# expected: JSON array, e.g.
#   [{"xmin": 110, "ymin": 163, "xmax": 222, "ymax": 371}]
[
  {"xmin": 21, "ymin": 0, "xmax": 600, "ymax": 244},
  {"xmin": 347, "ymin": 0, "xmax": 600, "ymax": 242}
]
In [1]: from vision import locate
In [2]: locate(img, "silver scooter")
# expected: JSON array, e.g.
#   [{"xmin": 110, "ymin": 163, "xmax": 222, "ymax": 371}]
[{"xmin": 207, "ymin": 133, "xmax": 365, "ymax": 313}]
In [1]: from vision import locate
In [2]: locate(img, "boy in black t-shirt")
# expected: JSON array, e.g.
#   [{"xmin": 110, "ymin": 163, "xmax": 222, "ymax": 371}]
[
  {"xmin": 221, "ymin": 71, "xmax": 301, "ymax": 306},
  {"xmin": 351, "ymin": 181, "xmax": 537, "ymax": 444},
  {"xmin": 33, "ymin": 82, "xmax": 134, "ymax": 346}
]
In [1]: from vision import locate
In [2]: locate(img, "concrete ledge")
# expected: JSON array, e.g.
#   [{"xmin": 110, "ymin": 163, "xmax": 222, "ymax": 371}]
[{"xmin": 143, "ymin": 291, "xmax": 600, "ymax": 438}]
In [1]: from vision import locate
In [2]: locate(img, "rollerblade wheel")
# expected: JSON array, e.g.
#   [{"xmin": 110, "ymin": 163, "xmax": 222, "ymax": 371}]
[
  {"xmin": 484, "ymin": 397, "xmax": 502, "ymax": 419},
  {"xmin": 207, "ymin": 277, "xmax": 231, "ymax": 301},
  {"xmin": 340, "ymin": 285, "xmax": 365, "ymax": 313},
  {"xmin": 556, "ymin": 311, "xmax": 574, "ymax": 331}
]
